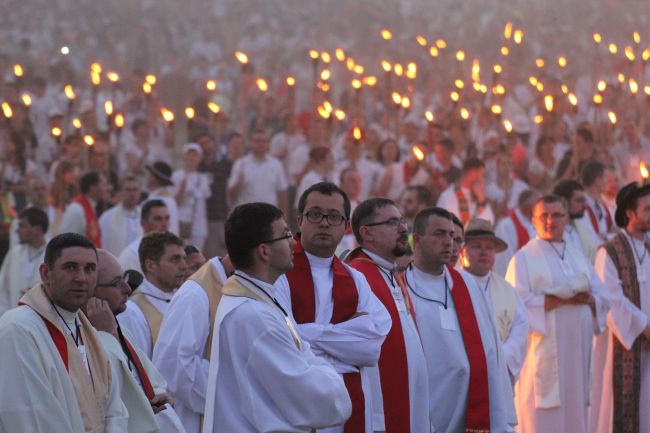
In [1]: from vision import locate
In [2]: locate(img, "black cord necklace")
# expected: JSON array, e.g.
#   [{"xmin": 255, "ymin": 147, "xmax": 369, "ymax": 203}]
[
  {"xmin": 404, "ymin": 264, "xmax": 449, "ymax": 309},
  {"xmin": 546, "ymin": 240, "xmax": 566, "ymax": 261},
  {"xmin": 233, "ymin": 272, "xmax": 288, "ymax": 317},
  {"xmin": 50, "ymin": 300, "xmax": 80, "ymax": 346}
]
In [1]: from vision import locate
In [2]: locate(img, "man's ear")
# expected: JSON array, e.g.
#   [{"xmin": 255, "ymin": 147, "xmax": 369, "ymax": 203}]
[{"xmin": 39, "ymin": 263, "xmax": 49, "ymax": 288}]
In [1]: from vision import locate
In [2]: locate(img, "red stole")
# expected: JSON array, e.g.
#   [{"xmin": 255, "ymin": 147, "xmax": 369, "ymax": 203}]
[
  {"xmin": 585, "ymin": 201, "xmax": 613, "ymax": 235},
  {"xmin": 25, "ymin": 306, "xmax": 70, "ymax": 370},
  {"xmin": 448, "ymin": 266, "xmax": 491, "ymax": 433},
  {"xmin": 346, "ymin": 249, "xmax": 414, "ymax": 433},
  {"xmin": 123, "ymin": 336, "xmax": 156, "ymax": 400},
  {"xmin": 509, "ymin": 209, "xmax": 530, "ymax": 250},
  {"xmin": 455, "ymin": 185, "xmax": 470, "ymax": 223},
  {"xmin": 72, "ymin": 195, "xmax": 102, "ymax": 247},
  {"xmin": 285, "ymin": 238, "xmax": 364, "ymax": 433}
]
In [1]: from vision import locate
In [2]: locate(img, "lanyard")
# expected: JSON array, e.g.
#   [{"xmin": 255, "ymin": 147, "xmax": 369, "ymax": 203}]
[
  {"xmin": 404, "ymin": 265, "xmax": 449, "ymax": 309},
  {"xmin": 233, "ymin": 272, "xmax": 289, "ymax": 317}
]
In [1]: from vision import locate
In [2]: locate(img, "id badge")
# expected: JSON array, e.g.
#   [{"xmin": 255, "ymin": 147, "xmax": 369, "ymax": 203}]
[
  {"xmin": 78, "ymin": 345, "xmax": 90, "ymax": 374},
  {"xmin": 439, "ymin": 305, "xmax": 457, "ymax": 331},
  {"xmin": 393, "ymin": 289, "xmax": 407, "ymax": 313}
]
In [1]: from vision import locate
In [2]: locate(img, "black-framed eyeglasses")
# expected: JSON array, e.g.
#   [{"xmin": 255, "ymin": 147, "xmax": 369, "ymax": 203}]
[
  {"xmin": 257, "ymin": 230, "xmax": 293, "ymax": 245},
  {"xmin": 364, "ymin": 217, "xmax": 408, "ymax": 228},
  {"xmin": 303, "ymin": 210, "xmax": 346, "ymax": 226},
  {"xmin": 96, "ymin": 272, "xmax": 130, "ymax": 289}
]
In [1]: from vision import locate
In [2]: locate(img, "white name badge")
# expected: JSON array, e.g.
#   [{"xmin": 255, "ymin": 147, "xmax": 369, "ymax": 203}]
[
  {"xmin": 439, "ymin": 305, "xmax": 457, "ymax": 331},
  {"xmin": 392, "ymin": 289, "xmax": 407, "ymax": 313}
]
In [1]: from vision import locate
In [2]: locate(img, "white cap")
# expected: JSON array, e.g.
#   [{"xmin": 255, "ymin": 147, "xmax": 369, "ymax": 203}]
[{"xmin": 183, "ymin": 142, "xmax": 203, "ymax": 156}]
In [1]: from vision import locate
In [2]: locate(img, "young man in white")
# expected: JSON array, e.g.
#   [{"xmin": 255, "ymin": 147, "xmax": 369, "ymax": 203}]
[{"xmin": 100, "ymin": 175, "xmax": 143, "ymax": 257}]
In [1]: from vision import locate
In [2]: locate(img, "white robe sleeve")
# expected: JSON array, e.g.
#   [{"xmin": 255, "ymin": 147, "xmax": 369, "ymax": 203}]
[
  {"xmin": 117, "ymin": 301, "xmax": 153, "ymax": 358},
  {"xmin": 0, "ymin": 321, "xmax": 82, "ymax": 432},
  {"xmin": 506, "ymin": 252, "xmax": 547, "ymax": 335},
  {"xmin": 58, "ymin": 203, "xmax": 87, "ymax": 236},
  {"xmin": 222, "ymin": 305, "xmax": 352, "ymax": 430},
  {"xmin": 594, "ymin": 248, "xmax": 648, "ymax": 349},
  {"xmin": 586, "ymin": 258, "xmax": 610, "ymax": 335},
  {"xmin": 104, "ymin": 355, "xmax": 129, "ymax": 433},
  {"xmin": 153, "ymin": 283, "xmax": 210, "ymax": 414},
  {"xmin": 294, "ymin": 271, "xmax": 392, "ymax": 371},
  {"xmin": 502, "ymin": 293, "xmax": 529, "ymax": 380}
]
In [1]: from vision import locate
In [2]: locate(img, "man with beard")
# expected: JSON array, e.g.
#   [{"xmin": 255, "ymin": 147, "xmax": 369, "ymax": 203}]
[
  {"xmin": 118, "ymin": 232, "xmax": 187, "ymax": 358},
  {"xmin": 87, "ymin": 249, "xmax": 185, "ymax": 433},
  {"xmin": 506, "ymin": 195, "xmax": 609, "ymax": 433},
  {"xmin": 275, "ymin": 182, "xmax": 391, "ymax": 433},
  {"xmin": 591, "ymin": 182, "xmax": 650, "ymax": 433},
  {"xmin": 345, "ymin": 198, "xmax": 430, "ymax": 432},
  {"xmin": 405, "ymin": 207, "xmax": 516, "ymax": 432},
  {"xmin": 400, "ymin": 185, "xmax": 432, "ymax": 230},
  {"xmin": 553, "ymin": 180, "xmax": 600, "ymax": 262}
]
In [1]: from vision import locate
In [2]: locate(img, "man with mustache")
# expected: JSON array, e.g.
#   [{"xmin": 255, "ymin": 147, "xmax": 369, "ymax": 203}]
[
  {"xmin": 346, "ymin": 198, "xmax": 430, "ymax": 432},
  {"xmin": 275, "ymin": 182, "xmax": 391, "ymax": 433},
  {"xmin": 118, "ymin": 231, "xmax": 187, "ymax": 358},
  {"xmin": 506, "ymin": 195, "xmax": 610, "ymax": 433},
  {"xmin": 405, "ymin": 207, "xmax": 516, "ymax": 433}
]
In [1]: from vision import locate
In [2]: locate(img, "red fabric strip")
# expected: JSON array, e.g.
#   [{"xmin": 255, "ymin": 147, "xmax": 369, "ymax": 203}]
[
  {"xmin": 509, "ymin": 210, "xmax": 530, "ymax": 250},
  {"xmin": 72, "ymin": 195, "xmax": 102, "ymax": 247},
  {"xmin": 448, "ymin": 267, "xmax": 490, "ymax": 432},
  {"xmin": 348, "ymin": 250, "xmax": 412, "ymax": 433},
  {"xmin": 123, "ymin": 337, "xmax": 156, "ymax": 400},
  {"xmin": 585, "ymin": 205, "xmax": 600, "ymax": 234},
  {"xmin": 342, "ymin": 372, "xmax": 366, "ymax": 433},
  {"xmin": 19, "ymin": 302, "xmax": 69, "ymax": 371}
]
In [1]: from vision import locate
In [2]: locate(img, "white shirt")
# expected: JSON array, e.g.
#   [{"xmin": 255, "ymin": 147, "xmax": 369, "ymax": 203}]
[
  {"xmin": 147, "ymin": 189, "xmax": 180, "ymax": 235},
  {"xmin": 118, "ymin": 237, "xmax": 143, "ymax": 274},
  {"xmin": 58, "ymin": 198, "xmax": 97, "ymax": 237},
  {"xmin": 405, "ymin": 265, "xmax": 517, "ymax": 433},
  {"xmin": 0, "ymin": 243, "xmax": 45, "ymax": 316},
  {"xmin": 118, "ymin": 279, "xmax": 175, "ymax": 359},
  {"xmin": 99, "ymin": 203, "xmax": 142, "ymax": 257},
  {"xmin": 334, "ymin": 158, "xmax": 384, "ymax": 201},
  {"xmin": 153, "ymin": 258, "xmax": 228, "ymax": 433},
  {"xmin": 203, "ymin": 271, "xmax": 352, "ymax": 433},
  {"xmin": 494, "ymin": 208, "xmax": 536, "ymax": 277},
  {"xmin": 227, "ymin": 154, "xmax": 288, "ymax": 207},
  {"xmin": 360, "ymin": 250, "xmax": 431, "ymax": 432},
  {"xmin": 437, "ymin": 184, "xmax": 495, "ymax": 224},
  {"xmin": 274, "ymin": 253, "xmax": 392, "ymax": 433}
]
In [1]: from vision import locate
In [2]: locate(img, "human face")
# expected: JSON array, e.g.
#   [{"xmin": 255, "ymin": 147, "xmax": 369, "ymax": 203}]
[
  {"xmin": 95, "ymin": 253, "xmax": 131, "ymax": 314},
  {"xmin": 340, "ymin": 170, "xmax": 362, "ymax": 201},
  {"xmin": 28, "ymin": 179, "xmax": 49, "ymax": 207},
  {"xmin": 17, "ymin": 218, "xmax": 38, "ymax": 244},
  {"xmin": 462, "ymin": 238, "xmax": 496, "ymax": 276},
  {"xmin": 142, "ymin": 206, "xmax": 170, "ymax": 233},
  {"xmin": 568, "ymin": 190, "xmax": 587, "ymax": 219},
  {"xmin": 197, "ymin": 135, "xmax": 215, "ymax": 158},
  {"xmin": 434, "ymin": 144, "xmax": 451, "ymax": 165},
  {"xmin": 450, "ymin": 223, "xmax": 464, "ymax": 266},
  {"xmin": 40, "ymin": 246, "xmax": 98, "ymax": 312},
  {"xmin": 298, "ymin": 192, "xmax": 348, "ymax": 258},
  {"xmin": 413, "ymin": 215, "xmax": 454, "ymax": 269},
  {"xmin": 228, "ymin": 136, "xmax": 245, "ymax": 160},
  {"xmin": 183, "ymin": 150, "xmax": 201, "ymax": 171},
  {"xmin": 360, "ymin": 205, "xmax": 409, "ymax": 261},
  {"xmin": 250, "ymin": 132, "xmax": 269, "ymax": 157},
  {"xmin": 628, "ymin": 195, "xmax": 650, "ymax": 233},
  {"xmin": 121, "ymin": 180, "xmax": 141, "ymax": 209},
  {"xmin": 265, "ymin": 218, "xmax": 295, "ymax": 277},
  {"xmin": 400, "ymin": 189, "xmax": 420, "ymax": 219},
  {"xmin": 185, "ymin": 251, "xmax": 207, "ymax": 277},
  {"xmin": 145, "ymin": 244, "xmax": 187, "ymax": 292},
  {"xmin": 532, "ymin": 200, "xmax": 568, "ymax": 242}
]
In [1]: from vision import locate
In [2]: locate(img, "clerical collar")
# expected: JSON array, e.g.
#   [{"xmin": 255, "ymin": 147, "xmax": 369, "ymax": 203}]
[
  {"xmin": 362, "ymin": 249, "xmax": 395, "ymax": 271},
  {"xmin": 233, "ymin": 270, "xmax": 278, "ymax": 298},
  {"xmin": 536, "ymin": 235, "xmax": 565, "ymax": 245},
  {"xmin": 139, "ymin": 278, "xmax": 175, "ymax": 302},
  {"xmin": 304, "ymin": 251, "xmax": 334, "ymax": 269},
  {"xmin": 412, "ymin": 263, "xmax": 447, "ymax": 283},
  {"xmin": 471, "ymin": 272, "xmax": 491, "ymax": 291},
  {"xmin": 53, "ymin": 304, "xmax": 78, "ymax": 323}
]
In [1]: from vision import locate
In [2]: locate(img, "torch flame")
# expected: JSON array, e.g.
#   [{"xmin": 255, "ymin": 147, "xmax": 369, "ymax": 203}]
[
  {"xmin": 456, "ymin": 50, "xmax": 465, "ymax": 62},
  {"xmin": 51, "ymin": 127, "xmax": 62, "ymax": 137},
  {"xmin": 161, "ymin": 108, "xmax": 175, "ymax": 122},
  {"xmin": 608, "ymin": 111, "xmax": 617, "ymax": 124},
  {"xmin": 351, "ymin": 79, "xmax": 362, "ymax": 89},
  {"xmin": 104, "ymin": 100, "xmax": 113, "ymax": 116},
  {"xmin": 558, "ymin": 56, "xmax": 567, "ymax": 67},
  {"xmin": 362, "ymin": 76, "xmax": 377, "ymax": 86},
  {"xmin": 544, "ymin": 95, "xmax": 554, "ymax": 112},
  {"xmin": 380, "ymin": 29, "xmax": 392, "ymax": 40},
  {"xmin": 114, "ymin": 113, "xmax": 125, "ymax": 128},
  {"xmin": 641, "ymin": 162, "xmax": 649, "ymax": 179},
  {"xmin": 91, "ymin": 71, "xmax": 101, "ymax": 86},
  {"xmin": 513, "ymin": 30, "xmax": 524, "ymax": 44},
  {"xmin": 320, "ymin": 69, "xmax": 331, "ymax": 81},
  {"xmin": 309, "ymin": 50, "xmax": 319, "ymax": 60},
  {"xmin": 416, "ymin": 35, "xmax": 427, "ymax": 46},
  {"xmin": 392, "ymin": 92, "xmax": 402, "ymax": 105},
  {"xmin": 334, "ymin": 110, "xmax": 346, "ymax": 121},
  {"xmin": 381, "ymin": 60, "xmax": 392, "ymax": 72},
  {"xmin": 412, "ymin": 146, "xmax": 425, "ymax": 161},
  {"xmin": 425, "ymin": 111, "xmax": 434, "ymax": 122},
  {"xmin": 629, "ymin": 79, "xmax": 639, "ymax": 94},
  {"xmin": 145, "ymin": 74, "xmax": 157, "ymax": 85},
  {"xmin": 286, "ymin": 76, "xmax": 296, "ymax": 86},
  {"xmin": 597, "ymin": 80, "xmax": 607, "ymax": 91},
  {"xmin": 83, "ymin": 134, "xmax": 94, "ymax": 146},
  {"xmin": 394, "ymin": 64, "xmax": 403, "ymax": 76},
  {"xmin": 106, "ymin": 72, "xmax": 120, "ymax": 82},
  {"xmin": 184, "ymin": 107, "xmax": 195, "ymax": 119},
  {"xmin": 321, "ymin": 52, "xmax": 331, "ymax": 64},
  {"xmin": 503, "ymin": 119, "xmax": 513, "ymax": 133},
  {"xmin": 429, "ymin": 46, "xmax": 439, "ymax": 57},
  {"xmin": 256, "ymin": 78, "xmax": 268, "ymax": 92},
  {"xmin": 206, "ymin": 80, "xmax": 217, "ymax": 91},
  {"xmin": 64, "ymin": 85, "xmax": 76, "ymax": 100},
  {"xmin": 72, "ymin": 118, "xmax": 82, "ymax": 129},
  {"xmin": 1, "ymin": 102, "xmax": 13, "ymax": 119},
  {"xmin": 13, "ymin": 64, "xmax": 23, "ymax": 77},
  {"xmin": 335, "ymin": 48, "xmax": 345, "ymax": 61},
  {"xmin": 353, "ymin": 127, "xmax": 362, "ymax": 141},
  {"xmin": 593, "ymin": 33, "xmax": 602, "ymax": 43},
  {"xmin": 435, "ymin": 39, "xmax": 447, "ymax": 49},
  {"xmin": 21, "ymin": 93, "xmax": 32, "ymax": 107},
  {"xmin": 142, "ymin": 82, "xmax": 153, "ymax": 94},
  {"xmin": 91, "ymin": 63, "xmax": 102, "ymax": 74},
  {"xmin": 234, "ymin": 51, "xmax": 249, "ymax": 64},
  {"xmin": 208, "ymin": 102, "xmax": 221, "ymax": 114}
]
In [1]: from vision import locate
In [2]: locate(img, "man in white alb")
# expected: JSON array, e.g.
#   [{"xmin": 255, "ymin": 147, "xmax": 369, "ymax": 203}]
[
  {"xmin": 100, "ymin": 175, "xmax": 143, "ymax": 257},
  {"xmin": 506, "ymin": 194, "xmax": 610, "ymax": 433},
  {"xmin": 118, "ymin": 199, "xmax": 170, "ymax": 273}
]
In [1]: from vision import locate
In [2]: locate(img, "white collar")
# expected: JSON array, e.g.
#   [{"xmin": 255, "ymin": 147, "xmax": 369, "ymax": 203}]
[
  {"xmin": 362, "ymin": 248, "xmax": 395, "ymax": 271},
  {"xmin": 139, "ymin": 278, "xmax": 175, "ymax": 300},
  {"xmin": 305, "ymin": 251, "xmax": 334, "ymax": 269},
  {"xmin": 234, "ymin": 270, "xmax": 278, "ymax": 298}
]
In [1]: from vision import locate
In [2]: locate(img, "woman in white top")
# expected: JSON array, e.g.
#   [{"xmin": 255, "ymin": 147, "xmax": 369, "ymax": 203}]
[
  {"xmin": 294, "ymin": 146, "xmax": 335, "ymax": 209},
  {"xmin": 529, "ymin": 135, "xmax": 559, "ymax": 189},
  {"xmin": 172, "ymin": 143, "xmax": 211, "ymax": 250},
  {"xmin": 374, "ymin": 138, "xmax": 407, "ymax": 201}
]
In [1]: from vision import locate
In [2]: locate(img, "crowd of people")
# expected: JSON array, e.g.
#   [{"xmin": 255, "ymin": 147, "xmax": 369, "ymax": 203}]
[{"xmin": 0, "ymin": 0, "xmax": 648, "ymax": 432}]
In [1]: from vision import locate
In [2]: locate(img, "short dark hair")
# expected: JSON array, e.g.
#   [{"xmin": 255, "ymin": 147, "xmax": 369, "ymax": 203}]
[
  {"xmin": 553, "ymin": 180, "xmax": 584, "ymax": 202},
  {"xmin": 580, "ymin": 160, "xmax": 605, "ymax": 187},
  {"xmin": 517, "ymin": 189, "xmax": 539, "ymax": 207},
  {"xmin": 45, "ymin": 233, "xmax": 96, "ymax": 268},
  {"xmin": 184, "ymin": 244, "xmax": 200, "ymax": 255},
  {"xmin": 119, "ymin": 175, "xmax": 139, "ymax": 189},
  {"xmin": 19, "ymin": 207, "xmax": 49, "ymax": 233},
  {"xmin": 141, "ymin": 199, "xmax": 167, "ymax": 221},
  {"xmin": 138, "ymin": 232, "xmax": 184, "ymax": 273},
  {"xmin": 79, "ymin": 171, "xmax": 101, "ymax": 195},
  {"xmin": 351, "ymin": 198, "xmax": 395, "ymax": 243},
  {"xmin": 534, "ymin": 194, "xmax": 567, "ymax": 211},
  {"xmin": 225, "ymin": 203, "xmax": 284, "ymax": 269},
  {"xmin": 405, "ymin": 185, "xmax": 433, "ymax": 207},
  {"xmin": 450, "ymin": 213, "xmax": 464, "ymax": 232},
  {"xmin": 576, "ymin": 127, "xmax": 593, "ymax": 143},
  {"xmin": 298, "ymin": 182, "xmax": 351, "ymax": 220},
  {"xmin": 413, "ymin": 207, "xmax": 452, "ymax": 235},
  {"xmin": 462, "ymin": 157, "xmax": 485, "ymax": 174}
]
